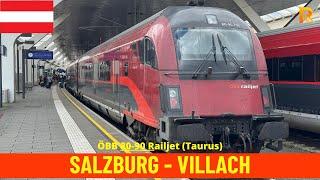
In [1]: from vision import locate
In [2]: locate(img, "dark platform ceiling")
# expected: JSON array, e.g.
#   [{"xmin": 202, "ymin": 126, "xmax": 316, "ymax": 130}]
[{"xmin": 54, "ymin": 0, "xmax": 308, "ymax": 61}]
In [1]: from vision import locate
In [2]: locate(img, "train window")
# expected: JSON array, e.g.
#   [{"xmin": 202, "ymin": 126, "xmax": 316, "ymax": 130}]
[
  {"xmin": 138, "ymin": 40, "xmax": 144, "ymax": 63},
  {"xmin": 303, "ymin": 55, "xmax": 316, "ymax": 82},
  {"xmin": 266, "ymin": 59, "xmax": 273, "ymax": 80},
  {"xmin": 269, "ymin": 55, "xmax": 320, "ymax": 82},
  {"xmin": 99, "ymin": 61, "xmax": 111, "ymax": 81},
  {"xmin": 279, "ymin": 57, "xmax": 302, "ymax": 81},
  {"xmin": 266, "ymin": 58, "xmax": 279, "ymax": 81},
  {"xmin": 144, "ymin": 38, "xmax": 157, "ymax": 68},
  {"xmin": 84, "ymin": 63, "xmax": 94, "ymax": 80},
  {"xmin": 131, "ymin": 43, "xmax": 137, "ymax": 51},
  {"xmin": 175, "ymin": 28, "xmax": 253, "ymax": 62},
  {"xmin": 131, "ymin": 42, "xmax": 138, "ymax": 56},
  {"xmin": 273, "ymin": 58, "xmax": 279, "ymax": 81},
  {"xmin": 316, "ymin": 55, "xmax": 320, "ymax": 81},
  {"xmin": 137, "ymin": 38, "xmax": 157, "ymax": 68}
]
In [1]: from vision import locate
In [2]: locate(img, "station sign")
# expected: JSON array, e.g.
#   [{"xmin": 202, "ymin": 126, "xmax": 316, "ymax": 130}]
[{"xmin": 25, "ymin": 50, "xmax": 53, "ymax": 60}]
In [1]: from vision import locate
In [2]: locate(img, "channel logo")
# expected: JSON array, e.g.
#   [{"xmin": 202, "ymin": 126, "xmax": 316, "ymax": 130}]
[{"xmin": 299, "ymin": 7, "xmax": 314, "ymax": 23}]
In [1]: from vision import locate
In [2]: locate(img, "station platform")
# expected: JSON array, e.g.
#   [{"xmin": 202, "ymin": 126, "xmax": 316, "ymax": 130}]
[
  {"xmin": 0, "ymin": 85, "xmax": 187, "ymax": 180},
  {"xmin": 0, "ymin": 85, "xmax": 132, "ymax": 154}
]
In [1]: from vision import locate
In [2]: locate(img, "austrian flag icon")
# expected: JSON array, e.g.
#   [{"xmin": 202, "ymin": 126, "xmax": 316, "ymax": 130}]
[{"xmin": 0, "ymin": 0, "xmax": 53, "ymax": 33}]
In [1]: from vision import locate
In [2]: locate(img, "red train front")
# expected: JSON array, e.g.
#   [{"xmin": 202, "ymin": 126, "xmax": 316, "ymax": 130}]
[{"xmin": 66, "ymin": 6, "xmax": 288, "ymax": 152}]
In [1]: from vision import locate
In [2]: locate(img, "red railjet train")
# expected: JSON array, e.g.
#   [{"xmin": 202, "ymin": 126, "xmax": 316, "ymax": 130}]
[
  {"xmin": 259, "ymin": 22, "xmax": 320, "ymax": 133},
  {"xmin": 66, "ymin": 6, "xmax": 288, "ymax": 152}
]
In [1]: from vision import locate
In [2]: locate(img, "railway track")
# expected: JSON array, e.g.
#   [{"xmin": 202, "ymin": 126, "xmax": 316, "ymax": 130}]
[{"xmin": 283, "ymin": 129, "xmax": 320, "ymax": 153}]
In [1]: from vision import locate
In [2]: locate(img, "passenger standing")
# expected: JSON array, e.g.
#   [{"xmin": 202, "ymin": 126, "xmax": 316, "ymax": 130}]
[{"xmin": 46, "ymin": 76, "xmax": 52, "ymax": 89}]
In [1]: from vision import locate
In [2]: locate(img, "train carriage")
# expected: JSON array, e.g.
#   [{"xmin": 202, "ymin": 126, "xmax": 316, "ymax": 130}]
[
  {"xmin": 259, "ymin": 22, "xmax": 320, "ymax": 133},
  {"xmin": 66, "ymin": 6, "xmax": 288, "ymax": 152}
]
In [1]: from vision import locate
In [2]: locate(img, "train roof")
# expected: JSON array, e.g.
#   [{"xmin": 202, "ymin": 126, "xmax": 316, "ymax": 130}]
[
  {"xmin": 258, "ymin": 21, "xmax": 320, "ymax": 37},
  {"xmin": 259, "ymin": 21, "xmax": 320, "ymax": 58},
  {"xmin": 77, "ymin": 6, "xmax": 249, "ymax": 63},
  {"xmin": 162, "ymin": 6, "xmax": 248, "ymax": 29}
]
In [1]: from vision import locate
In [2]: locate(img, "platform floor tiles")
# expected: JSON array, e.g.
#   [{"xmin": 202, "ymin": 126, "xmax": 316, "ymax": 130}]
[{"xmin": 0, "ymin": 87, "xmax": 73, "ymax": 153}]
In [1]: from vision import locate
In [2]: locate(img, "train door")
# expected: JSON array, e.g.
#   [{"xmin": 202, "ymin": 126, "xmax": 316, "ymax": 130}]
[
  {"xmin": 143, "ymin": 37, "xmax": 158, "ymax": 91},
  {"xmin": 76, "ymin": 62, "xmax": 79, "ymax": 93},
  {"xmin": 137, "ymin": 40, "xmax": 145, "ymax": 92},
  {"xmin": 93, "ymin": 58, "xmax": 99, "ymax": 95},
  {"xmin": 112, "ymin": 60, "xmax": 122, "ymax": 122},
  {"xmin": 142, "ymin": 37, "xmax": 160, "ymax": 122}
]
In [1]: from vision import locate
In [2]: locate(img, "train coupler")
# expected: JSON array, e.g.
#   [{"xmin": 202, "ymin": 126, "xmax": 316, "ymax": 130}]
[{"xmin": 266, "ymin": 140, "xmax": 283, "ymax": 152}]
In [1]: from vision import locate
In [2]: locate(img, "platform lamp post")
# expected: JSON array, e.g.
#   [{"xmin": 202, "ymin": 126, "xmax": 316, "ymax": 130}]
[
  {"xmin": 0, "ymin": 34, "xmax": 8, "ymax": 108},
  {"xmin": 0, "ymin": 34, "xmax": 2, "ymax": 108},
  {"xmin": 0, "ymin": 34, "xmax": 7, "ymax": 107},
  {"xmin": 29, "ymin": 47, "xmax": 36, "ymax": 87},
  {"xmin": 20, "ymin": 41, "xmax": 35, "ymax": 99},
  {"xmin": 16, "ymin": 41, "xmax": 26, "ymax": 94},
  {"xmin": 14, "ymin": 33, "xmax": 32, "ymax": 94}
]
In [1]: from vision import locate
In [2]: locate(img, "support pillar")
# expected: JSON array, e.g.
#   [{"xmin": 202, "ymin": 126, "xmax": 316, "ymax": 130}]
[{"xmin": 233, "ymin": 0, "xmax": 270, "ymax": 32}]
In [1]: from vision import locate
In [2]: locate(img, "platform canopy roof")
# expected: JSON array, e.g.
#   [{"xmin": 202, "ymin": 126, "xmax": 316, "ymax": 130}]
[{"xmin": 52, "ymin": 0, "xmax": 309, "ymax": 62}]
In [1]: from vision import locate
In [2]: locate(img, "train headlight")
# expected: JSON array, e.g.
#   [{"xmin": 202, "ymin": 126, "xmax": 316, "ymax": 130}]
[
  {"xmin": 261, "ymin": 85, "xmax": 273, "ymax": 113},
  {"xmin": 168, "ymin": 87, "xmax": 181, "ymax": 110}
]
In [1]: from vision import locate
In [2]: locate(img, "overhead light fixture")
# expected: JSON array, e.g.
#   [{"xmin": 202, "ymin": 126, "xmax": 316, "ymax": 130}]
[
  {"xmin": 24, "ymin": 41, "xmax": 35, "ymax": 45},
  {"xmin": 35, "ymin": 34, "xmax": 52, "ymax": 47},
  {"xmin": 46, "ymin": 42, "xmax": 55, "ymax": 49},
  {"xmin": 56, "ymin": 54, "xmax": 63, "ymax": 61},
  {"xmin": 17, "ymin": 40, "xmax": 35, "ymax": 45},
  {"xmin": 55, "ymin": 51, "xmax": 61, "ymax": 57},
  {"xmin": 20, "ymin": 33, "xmax": 32, "ymax": 38}
]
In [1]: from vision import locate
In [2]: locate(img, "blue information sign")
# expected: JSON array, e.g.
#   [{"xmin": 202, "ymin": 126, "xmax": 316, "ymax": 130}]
[{"xmin": 25, "ymin": 50, "xmax": 53, "ymax": 60}]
